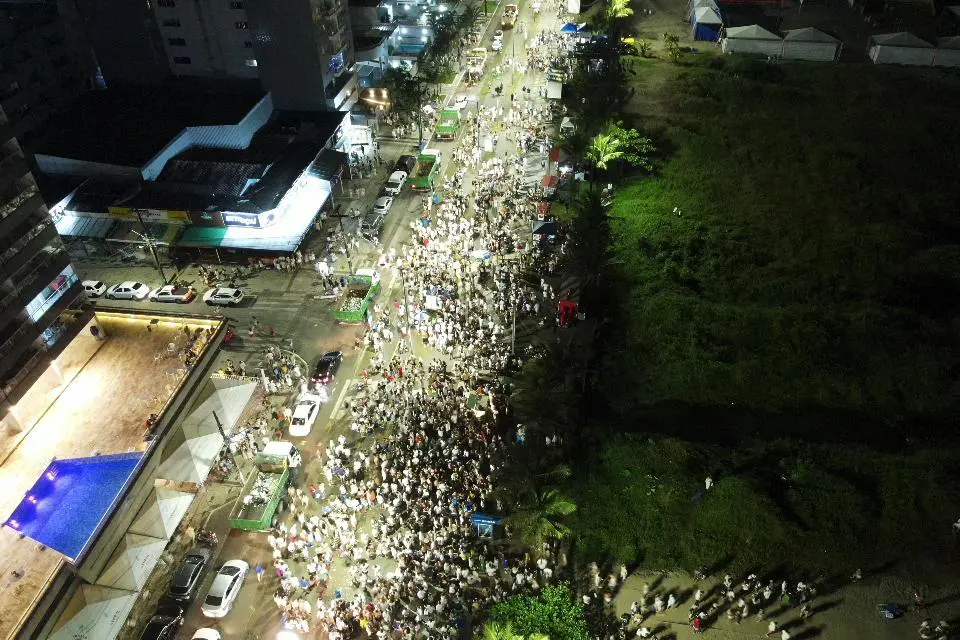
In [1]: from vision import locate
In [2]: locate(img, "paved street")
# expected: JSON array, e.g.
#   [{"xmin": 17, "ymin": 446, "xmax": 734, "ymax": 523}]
[{"xmin": 79, "ymin": 0, "xmax": 561, "ymax": 637}]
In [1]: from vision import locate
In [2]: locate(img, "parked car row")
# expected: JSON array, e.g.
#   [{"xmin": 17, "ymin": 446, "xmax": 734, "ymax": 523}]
[
  {"xmin": 83, "ymin": 280, "xmax": 245, "ymax": 306},
  {"xmin": 360, "ymin": 155, "xmax": 418, "ymax": 240},
  {"xmin": 137, "ymin": 549, "xmax": 248, "ymax": 639}
]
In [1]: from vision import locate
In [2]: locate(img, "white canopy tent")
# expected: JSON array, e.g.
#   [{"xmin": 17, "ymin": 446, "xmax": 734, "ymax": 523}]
[
  {"xmin": 48, "ymin": 585, "xmax": 137, "ymax": 640},
  {"xmin": 721, "ymin": 25, "xmax": 784, "ymax": 56},
  {"xmin": 127, "ymin": 487, "xmax": 195, "ymax": 540},
  {"xmin": 157, "ymin": 433, "xmax": 224, "ymax": 484},
  {"xmin": 94, "ymin": 533, "xmax": 167, "ymax": 591},
  {"xmin": 934, "ymin": 36, "xmax": 960, "ymax": 67},
  {"xmin": 180, "ymin": 378, "xmax": 258, "ymax": 440},
  {"xmin": 868, "ymin": 32, "xmax": 935, "ymax": 65},
  {"xmin": 781, "ymin": 27, "xmax": 841, "ymax": 61}
]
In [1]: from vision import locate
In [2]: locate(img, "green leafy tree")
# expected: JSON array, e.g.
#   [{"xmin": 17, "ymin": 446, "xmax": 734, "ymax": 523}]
[
  {"xmin": 489, "ymin": 584, "xmax": 590, "ymax": 640},
  {"xmin": 637, "ymin": 39, "xmax": 651, "ymax": 57},
  {"xmin": 565, "ymin": 188, "xmax": 614, "ymax": 311},
  {"xmin": 603, "ymin": 122, "xmax": 656, "ymax": 172},
  {"xmin": 662, "ymin": 33, "xmax": 681, "ymax": 63},
  {"xmin": 383, "ymin": 66, "xmax": 431, "ymax": 146}
]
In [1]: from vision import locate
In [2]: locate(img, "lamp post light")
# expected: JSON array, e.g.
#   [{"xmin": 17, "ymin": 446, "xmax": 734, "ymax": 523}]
[{"xmin": 132, "ymin": 214, "xmax": 167, "ymax": 284}]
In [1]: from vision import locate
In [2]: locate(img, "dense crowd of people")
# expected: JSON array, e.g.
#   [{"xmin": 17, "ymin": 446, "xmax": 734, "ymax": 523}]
[{"xmin": 257, "ymin": 7, "xmax": 569, "ymax": 637}]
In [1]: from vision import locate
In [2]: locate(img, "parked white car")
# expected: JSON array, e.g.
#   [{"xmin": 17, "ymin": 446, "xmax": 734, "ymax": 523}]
[
  {"xmin": 191, "ymin": 630, "xmax": 222, "ymax": 640},
  {"xmin": 203, "ymin": 287, "xmax": 244, "ymax": 306},
  {"xmin": 289, "ymin": 392, "xmax": 324, "ymax": 437},
  {"xmin": 373, "ymin": 196, "xmax": 394, "ymax": 216},
  {"xmin": 201, "ymin": 560, "xmax": 248, "ymax": 618},
  {"xmin": 82, "ymin": 280, "xmax": 107, "ymax": 297},
  {"xmin": 383, "ymin": 171, "xmax": 407, "ymax": 195},
  {"xmin": 492, "ymin": 31, "xmax": 504, "ymax": 51},
  {"xmin": 149, "ymin": 284, "xmax": 197, "ymax": 304},
  {"xmin": 105, "ymin": 281, "xmax": 150, "ymax": 300}
]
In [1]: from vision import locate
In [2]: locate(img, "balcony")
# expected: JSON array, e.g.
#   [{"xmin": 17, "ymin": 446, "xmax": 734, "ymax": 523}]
[
  {"xmin": 0, "ymin": 187, "xmax": 43, "ymax": 237},
  {"xmin": 0, "ymin": 220, "xmax": 56, "ymax": 279},
  {"xmin": 0, "ymin": 321, "xmax": 40, "ymax": 375},
  {"xmin": 8, "ymin": 248, "xmax": 70, "ymax": 304},
  {"xmin": 325, "ymin": 70, "xmax": 357, "ymax": 110},
  {"xmin": 0, "ymin": 154, "xmax": 30, "ymax": 194}
]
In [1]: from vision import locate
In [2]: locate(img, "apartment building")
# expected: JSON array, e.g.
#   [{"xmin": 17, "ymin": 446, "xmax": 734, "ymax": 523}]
[
  {"xmin": 152, "ymin": 0, "xmax": 260, "ymax": 79},
  {"xmin": 0, "ymin": 106, "xmax": 88, "ymax": 418},
  {"xmin": 246, "ymin": 0, "xmax": 358, "ymax": 110},
  {"xmin": 0, "ymin": 0, "xmax": 97, "ymax": 143}
]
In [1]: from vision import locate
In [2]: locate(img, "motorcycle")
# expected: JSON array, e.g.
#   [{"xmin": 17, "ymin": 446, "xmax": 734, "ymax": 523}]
[{"xmin": 196, "ymin": 529, "xmax": 219, "ymax": 547}]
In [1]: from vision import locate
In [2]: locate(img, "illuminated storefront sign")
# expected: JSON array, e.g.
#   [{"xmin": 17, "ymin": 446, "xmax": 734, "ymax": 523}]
[
  {"xmin": 107, "ymin": 207, "xmax": 190, "ymax": 223},
  {"xmin": 222, "ymin": 212, "xmax": 261, "ymax": 228}
]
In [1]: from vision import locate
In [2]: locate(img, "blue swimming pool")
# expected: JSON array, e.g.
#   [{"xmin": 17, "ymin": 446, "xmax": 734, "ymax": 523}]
[
  {"xmin": 6, "ymin": 453, "xmax": 143, "ymax": 560},
  {"xmin": 397, "ymin": 43, "xmax": 426, "ymax": 55}
]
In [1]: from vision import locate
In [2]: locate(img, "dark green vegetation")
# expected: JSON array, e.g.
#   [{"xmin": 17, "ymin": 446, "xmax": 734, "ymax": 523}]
[
  {"xmin": 506, "ymin": 57, "xmax": 960, "ymax": 578},
  {"xmin": 609, "ymin": 59, "xmax": 960, "ymax": 420},
  {"xmin": 487, "ymin": 584, "xmax": 590, "ymax": 640},
  {"xmin": 578, "ymin": 59, "xmax": 960, "ymax": 574}
]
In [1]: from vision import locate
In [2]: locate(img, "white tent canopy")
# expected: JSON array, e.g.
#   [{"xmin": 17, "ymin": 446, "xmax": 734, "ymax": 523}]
[
  {"xmin": 127, "ymin": 487, "xmax": 195, "ymax": 540},
  {"xmin": 180, "ymin": 378, "xmax": 258, "ymax": 440},
  {"xmin": 868, "ymin": 32, "xmax": 935, "ymax": 65},
  {"xmin": 48, "ymin": 584, "xmax": 137, "ymax": 640},
  {"xmin": 693, "ymin": 0, "xmax": 721, "ymax": 11},
  {"xmin": 157, "ymin": 432, "xmax": 224, "ymax": 484},
  {"xmin": 694, "ymin": 6, "xmax": 723, "ymax": 25},
  {"xmin": 934, "ymin": 36, "xmax": 960, "ymax": 67},
  {"xmin": 94, "ymin": 533, "xmax": 167, "ymax": 591},
  {"xmin": 721, "ymin": 25, "xmax": 784, "ymax": 56},
  {"xmin": 781, "ymin": 27, "xmax": 841, "ymax": 61}
]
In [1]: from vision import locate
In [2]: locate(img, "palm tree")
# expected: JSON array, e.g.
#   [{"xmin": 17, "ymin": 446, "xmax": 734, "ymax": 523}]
[
  {"xmin": 504, "ymin": 484, "xmax": 578, "ymax": 550},
  {"xmin": 585, "ymin": 132, "xmax": 624, "ymax": 172},
  {"xmin": 566, "ymin": 188, "xmax": 614, "ymax": 312},
  {"xmin": 607, "ymin": 0, "xmax": 634, "ymax": 20},
  {"xmin": 483, "ymin": 622, "xmax": 523, "ymax": 640}
]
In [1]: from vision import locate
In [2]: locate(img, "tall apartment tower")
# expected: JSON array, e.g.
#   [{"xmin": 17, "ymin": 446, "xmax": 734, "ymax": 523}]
[
  {"xmin": 0, "ymin": 108, "xmax": 87, "ymax": 416},
  {"xmin": 152, "ymin": 0, "xmax": 261, "ymax": 79},
  {"xmin": 246, "ymin": 0, "xmax": 358, "ymax": 110},
  {"xmin": 0, "ymin": 0, "xmax": 97, "ymax": 144}
]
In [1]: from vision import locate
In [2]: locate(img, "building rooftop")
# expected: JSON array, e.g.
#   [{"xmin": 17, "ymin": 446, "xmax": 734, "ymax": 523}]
[
  {"xmin": 29, "ymin": 81, "xmax": 266, "ymax": 169},
  {"xmin": 0, "ymin": 311, "xmax": 221, "ymax": 639}
]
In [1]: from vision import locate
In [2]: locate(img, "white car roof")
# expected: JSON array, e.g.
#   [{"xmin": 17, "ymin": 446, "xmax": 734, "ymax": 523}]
[
  {"xmin": 375, "ymin": 196, "xmax": 392, "ymax": 206},
  {"xmin": 192, "ymin": 630, "xmax": 222, "ymax": 640},
  {"xmin": 389, "ymin": 171, "xmax": 406, "ymax": 181},
  {"xmin": 117, "ymin": 281, "xmax": 141, "ymax": 288},
  {"xmin": 293, "ymin": 401, "xmax": 316, "ymax": 418}
]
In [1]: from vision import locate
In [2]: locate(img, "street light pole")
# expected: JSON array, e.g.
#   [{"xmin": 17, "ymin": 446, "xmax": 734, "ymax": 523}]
[
  {"xmin": 212, "ymin": 410, "xmax": 239, "ymax": 470},
  {"xmin": 134, "ymin": 211, "xmax": 168, "ymax": 284},
  {"xmin": 400, "ymin": 267, "xmax": 414, "ymax": 351},
  {"xmin": 336, "ymin": 216, "xmax": 355, "ymax": 274}
]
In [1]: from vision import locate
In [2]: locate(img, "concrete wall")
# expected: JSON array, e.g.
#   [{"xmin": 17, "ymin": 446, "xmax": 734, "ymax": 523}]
[{"xmin": 153, "ymin": 0, "xmax": 260, "ymax": 79}]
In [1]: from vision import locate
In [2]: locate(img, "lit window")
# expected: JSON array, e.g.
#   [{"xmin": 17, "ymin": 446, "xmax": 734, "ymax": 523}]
[
  {"xmin": 235, "ymin": 20, "xmax": 248, "ymax": 29},
  {"xmin": 245, "ymin": 58, "xmax": 258, "ymax": 67},
  {"xmin": 173, "ymin": 56, "xmax": 191, "ymax": 64},
  {"xmin": 26, "ymin": 266, "xmax": 78, "ymax": 323},
  {"xmin": 168, "ymin": 37, "xmax": 186, "ymax": 46}
]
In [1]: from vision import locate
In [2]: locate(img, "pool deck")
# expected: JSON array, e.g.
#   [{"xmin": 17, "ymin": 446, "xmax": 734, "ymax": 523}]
[{"xmin": 0, "ymin": 311, "xmax": 219, "ymax": 640}]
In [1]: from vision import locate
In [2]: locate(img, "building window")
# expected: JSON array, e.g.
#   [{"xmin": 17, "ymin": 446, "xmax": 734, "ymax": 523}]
[
  {"xmin": 245, "ymin": 58, "xmax": 258, "ymax": 67},
  {"xmin": 234, "ymin": 20, "xmax": 248, "ymax": 29},
  {"xmin": 230, "ymin": 0, "xmax": 244, "ymax": 8},
  {"xmin": 243, "ymin": 40, "xmax": 253, "ymax": 48},
  {"xmin": 158, "ymin": 0, "xmax": 175, "ymax": 6},
  {"xmin": 168, "ymin": 37, "xmax": 186, "ymax": 46},
  {"xmin": 172, "ymin": 56, "xmax": 191, "ymax": 64},
  {"xmin": 163, "ymin": 18, "xmax": 181, "ymax": 27}
]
